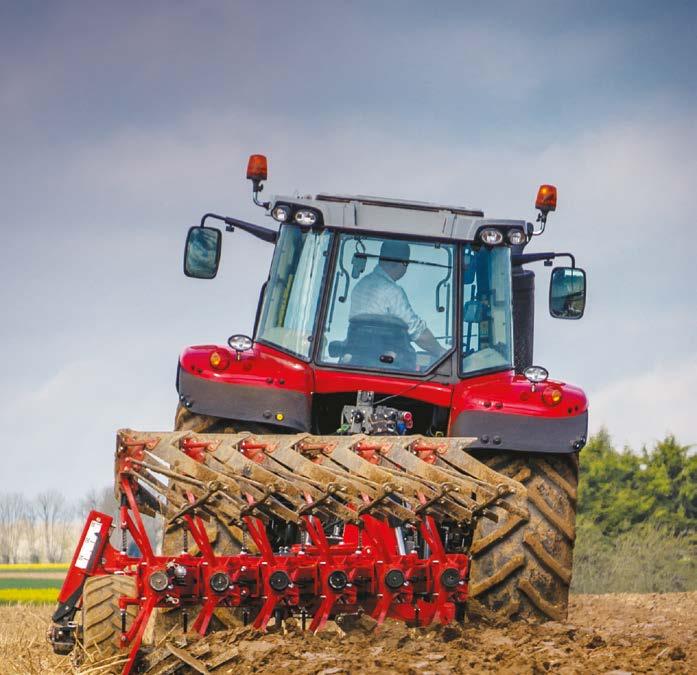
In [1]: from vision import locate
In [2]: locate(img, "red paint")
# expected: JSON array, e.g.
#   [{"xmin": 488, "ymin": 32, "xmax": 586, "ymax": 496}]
[
  {"xmin": 449, "ymin": 370, "xmax": 588, "ymax": 426},
  {"xmin": 314, "ymin": 368, "xmax": 453, "ymax": 408},
  {"xmin": 181, "ymin": 342, "xmax": 313, "ymax": 393},
  {"xmin": 180, "ymin": 342, "xmax": 588, "ymax": 427}
]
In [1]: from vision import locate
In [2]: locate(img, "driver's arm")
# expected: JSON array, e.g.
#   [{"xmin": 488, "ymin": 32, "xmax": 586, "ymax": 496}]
[
  {"xmin": 415, "ymin": 328, "xmax": 447, "ymax": 357},
  {"xmin": 392, "ymin": 288, "xmax": 445, "ymax": 357}
]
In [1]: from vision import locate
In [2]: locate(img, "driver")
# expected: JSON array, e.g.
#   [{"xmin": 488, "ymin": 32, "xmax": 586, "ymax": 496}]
[{"xmin": 349, "ymin": 240, "xmax": 445, "ymax": 357}]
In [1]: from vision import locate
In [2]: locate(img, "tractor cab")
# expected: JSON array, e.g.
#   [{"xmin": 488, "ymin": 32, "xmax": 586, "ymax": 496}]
[
  {"xmin": 252, "ymin": 213, "xmax": 518, "ymax": 378},
  {"xmin": 183, "ymin": 155, "xmax": 584, "ymax": 383}
]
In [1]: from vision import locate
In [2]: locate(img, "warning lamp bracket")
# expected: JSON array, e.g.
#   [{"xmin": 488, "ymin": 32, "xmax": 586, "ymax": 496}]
[
  {"xmin": 532, "ymin": 210, "xmax": 550, "ymax": 236},
  {"xmin": 251, "ymin": 180, "xmax": 269, "ymax": 209}
]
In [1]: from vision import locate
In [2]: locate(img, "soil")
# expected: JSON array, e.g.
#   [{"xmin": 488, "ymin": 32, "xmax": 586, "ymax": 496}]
[{"xmin": 1, "ymin": 593, "xmax": 695, "ymax": 674}]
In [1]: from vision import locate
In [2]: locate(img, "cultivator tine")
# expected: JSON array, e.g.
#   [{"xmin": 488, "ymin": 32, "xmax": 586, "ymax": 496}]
[{"xmin": 116, "ymin": 429, "xmax": 526, "ymax": 538}]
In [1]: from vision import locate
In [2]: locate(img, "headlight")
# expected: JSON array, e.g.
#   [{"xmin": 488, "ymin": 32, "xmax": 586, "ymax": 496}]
[
  {"xmin": 271, "ymin": 205, "xmax": 291, "ymax": 222},
  {"xmin": 508, "ymin": 229, "xmax": 526, "ymax": 245},
  {"xmin": 523, "ymin": 365, "xmax": 549, "ymax": 384},
  {"xmin": 228, "ymin": 334, "xmax": 253, "ymax": 352},
  {"xmin": 294, "ymin": 209, "xmax": 318, "ymax": 226},
  {"xmin": 479, "ymin": 228, "xmax": 504, "ymax": 245}
]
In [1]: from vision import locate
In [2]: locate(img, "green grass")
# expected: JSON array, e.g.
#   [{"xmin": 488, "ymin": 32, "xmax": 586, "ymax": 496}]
[
  {"xmin": 0, "ymin": 563, "xmax": 68, "ymax": 572},
  {"xmin": 572, "ymin": 521, "xmax": 697, "ymax": 594},
  {"xmin": 0, "ymin": 577, "xmax": 63, "ymax": 589}
]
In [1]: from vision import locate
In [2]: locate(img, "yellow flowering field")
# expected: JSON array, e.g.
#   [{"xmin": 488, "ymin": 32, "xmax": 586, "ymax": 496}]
[{"xmin": 0, "ymin": 588, "xmax": 58, "ymax": 604}]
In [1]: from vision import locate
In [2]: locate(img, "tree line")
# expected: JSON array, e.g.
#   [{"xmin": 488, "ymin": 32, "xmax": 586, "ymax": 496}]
[
  {"xmin": 573, "ymin": 430, "xmax": 696, "ymax": 593},
  {"xmin": 578, "ymin": 429, "xmax": 696, "ymax": 534},
  {"xmin": 0, "ymin": 487, "xmax": 117, "ymax": 564}
]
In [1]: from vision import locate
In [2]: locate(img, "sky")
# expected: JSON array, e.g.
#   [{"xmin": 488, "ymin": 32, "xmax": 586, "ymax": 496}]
[{"xmin": 1, "ymin": 1, "xmax": 696, "ymax": 495}]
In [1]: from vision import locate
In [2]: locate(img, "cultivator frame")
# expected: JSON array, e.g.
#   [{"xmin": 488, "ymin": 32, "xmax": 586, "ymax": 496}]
[{"xmin": 50, "ymin": 430, "xmax": 526, "ymax": 674}]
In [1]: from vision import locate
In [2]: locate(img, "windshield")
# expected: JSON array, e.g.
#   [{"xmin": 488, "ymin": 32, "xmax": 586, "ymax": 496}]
[
  {"xmin": 319, "ymin": 234, "xmax": 455, "ymax": 373},
  {"xmin": 256, "ymin": 224, "xmax": 332, "ymax": 358},
  {"xmin": 461, "ymin": 245, "xmax": 513, "ymax": 374}
]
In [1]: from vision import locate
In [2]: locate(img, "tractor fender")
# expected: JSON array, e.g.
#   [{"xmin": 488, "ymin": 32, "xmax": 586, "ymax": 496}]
[
  {"xmin": 450, "ymin": 408, "xmax": 587, "ymax": 454},
  {"xmin": 177, "ymin": 367, "xmax": 311, "ymax": 431},
  {"xmin": 449, "ymin": 371, "xmax": 588, "ymax": 454},
  {"xmin": 176, "ymin": 340, "xmax": 314, "ymax": 434}
]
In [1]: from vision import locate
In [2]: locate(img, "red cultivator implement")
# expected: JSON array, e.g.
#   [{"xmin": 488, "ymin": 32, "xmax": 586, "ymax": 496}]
[{"xmin": 50, "ymin": 430, "xmax": 526, "ymax": 673}]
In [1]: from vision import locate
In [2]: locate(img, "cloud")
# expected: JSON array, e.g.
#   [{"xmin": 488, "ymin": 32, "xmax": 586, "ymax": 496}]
[
  {"xmin": 0, "ymin": 352, "xmax": 177, "ymax": 496},
  {"xmin": 590, "ymin": 356, "xmax": 697, "ymax": 451}
]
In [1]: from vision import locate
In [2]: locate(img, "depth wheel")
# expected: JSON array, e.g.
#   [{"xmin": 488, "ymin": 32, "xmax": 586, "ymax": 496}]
[
  {"xmin": 80, "ymin": 575, "xmax": 138, "ymax": 673},
  {"xmin": 468, "ymin": 452, "xmax": 579, "ymax": 623}
]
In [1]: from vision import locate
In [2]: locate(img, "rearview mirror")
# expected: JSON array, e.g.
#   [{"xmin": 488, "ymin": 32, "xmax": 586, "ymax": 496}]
[
  {"xmin": 549, "ymin": 267, "xmax": 586, "ymax": 319},
  {"xmin": 184, "ymin": 226, "xmax": 222, "ymax": 279}
]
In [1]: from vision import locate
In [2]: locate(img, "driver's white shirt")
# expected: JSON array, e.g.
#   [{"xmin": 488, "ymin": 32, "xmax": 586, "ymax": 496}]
[{"xmin": 349, "ymin": 265, "xmax": 426, "ymax": 340}]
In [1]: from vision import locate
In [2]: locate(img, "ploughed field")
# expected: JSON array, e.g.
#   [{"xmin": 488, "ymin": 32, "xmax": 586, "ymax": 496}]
[{"xmin": 0, "ymin": 593, "xmax": 694, "ymax": 674}]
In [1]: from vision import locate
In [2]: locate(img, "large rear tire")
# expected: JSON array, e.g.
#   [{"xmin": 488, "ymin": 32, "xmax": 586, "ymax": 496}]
[
  {"xmin": 174, "ymin": 404, "xmax": 230, "ymax": 433},
  {"xmin": 468, "ymin": 452, "xmax": 579, "ymax": 623},
  {"xmin": 81, "ymin": 575, "xmax": 138, "ymax": 673}
]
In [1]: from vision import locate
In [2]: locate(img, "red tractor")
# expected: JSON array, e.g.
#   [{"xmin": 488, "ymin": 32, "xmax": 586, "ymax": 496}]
[
  {"xmin": 50, "ymin": 155, "xmax": 587, "ymax": 673},
  {"xmin": 175, "ymin": 156, "xmax": 587, "ymax": 616}
]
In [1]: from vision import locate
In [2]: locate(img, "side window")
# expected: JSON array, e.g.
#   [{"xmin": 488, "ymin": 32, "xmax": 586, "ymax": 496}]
[
  {"xmin": 256, "ymin": 226, "xmax": 332, "ymax": 358},
  {"xmin": 461, "ymin": 245, "xmax": 513, "ymax": 374}
]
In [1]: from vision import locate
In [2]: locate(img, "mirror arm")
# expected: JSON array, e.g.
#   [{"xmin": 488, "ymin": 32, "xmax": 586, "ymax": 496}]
[
  {"xmin": 512, "ymin": 251, "xmax": 576, "ymax": 268},
  {"xmin": 199, "ymin": 213, "xmax": 278, "ymax": 243}
]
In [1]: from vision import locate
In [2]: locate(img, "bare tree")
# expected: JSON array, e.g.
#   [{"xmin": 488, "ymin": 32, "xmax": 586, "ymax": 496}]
[
  {"xmin": 35, "ymin": 491, "xmax": 71, "ymax": 563},
  {"xmin": 76, "ymin": 484, "xmax": 163, "ymax": 554},
  {"xmin": 0, "ymin": 494, "xmax": 30, "ymax": 563},
  {"xmin": 78, "ymin": 486, "xmax": 118, "ymax": 520},
  {"xmin": 23, "ymin": 500, "xmax": 42, "ymax": 563}
]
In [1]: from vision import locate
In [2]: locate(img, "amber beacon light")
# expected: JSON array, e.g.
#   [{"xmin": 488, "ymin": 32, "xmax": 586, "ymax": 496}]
[
  {"xmin": 535, "ymin": 184, "xmax": 557, "ymax": 213},
  {"xmin": 246, "ymin": 154, "xmax": 268, "ymax": 182}
]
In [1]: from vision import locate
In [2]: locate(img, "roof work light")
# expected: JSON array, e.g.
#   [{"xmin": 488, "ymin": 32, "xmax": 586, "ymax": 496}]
[{"xmin": 479, "ymin": 227, "xmax": 504, "ymax": 246}]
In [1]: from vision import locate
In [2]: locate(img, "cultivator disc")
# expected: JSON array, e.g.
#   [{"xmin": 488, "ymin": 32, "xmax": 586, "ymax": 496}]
[{"xmin": 50, "ymin": 430, "xmax": 527, "ymax": 674}]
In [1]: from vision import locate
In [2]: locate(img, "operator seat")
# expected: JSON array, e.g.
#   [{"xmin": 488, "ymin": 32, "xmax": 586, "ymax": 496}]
[{"xmin": 328, "ymin": 314, "xmax": 416, "ymax": 370}]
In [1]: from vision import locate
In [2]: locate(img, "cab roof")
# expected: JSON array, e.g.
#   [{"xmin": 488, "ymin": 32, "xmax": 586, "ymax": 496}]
[
  {"xmin": 315, "ymin": 194, "xmax": 484, "ymax": 217},
  {"xmin": 269, "ymin": 193, "xmax": 528, "ymax": 243}
]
